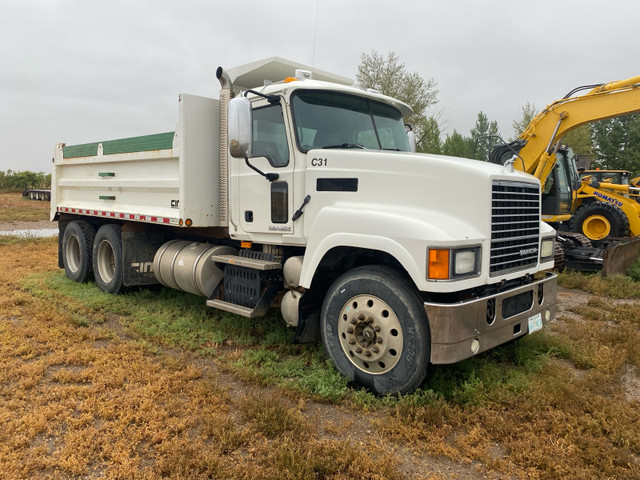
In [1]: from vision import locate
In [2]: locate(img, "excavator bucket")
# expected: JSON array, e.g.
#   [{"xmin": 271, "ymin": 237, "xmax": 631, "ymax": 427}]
[{"xmin": 602, "ymin": 237, "xmax": 640, "ymax": 276}]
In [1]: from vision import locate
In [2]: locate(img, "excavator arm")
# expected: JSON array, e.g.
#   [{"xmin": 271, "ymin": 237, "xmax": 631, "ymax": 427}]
[
  {"xmin": 507, "ymin": 75, "xmax": 640, "ymax": 187},
  {"xmin": 493, "ymin": 75, "xmax": 640, "ymax": 275}
]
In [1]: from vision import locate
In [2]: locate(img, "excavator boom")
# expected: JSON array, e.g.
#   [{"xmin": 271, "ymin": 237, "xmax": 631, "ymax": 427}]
[
  {"xmin": 493, "ymin": 74, "xmax": 640, "ymax": 274},
  {"xmin": 517, "ymin": 75, "xmax": 640, "ymax": 187}
]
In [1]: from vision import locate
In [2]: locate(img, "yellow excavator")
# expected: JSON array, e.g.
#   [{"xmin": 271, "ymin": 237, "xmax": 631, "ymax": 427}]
[{"xmin": 490, "ymin": 75, "xmax": 640, "ymax": 273}]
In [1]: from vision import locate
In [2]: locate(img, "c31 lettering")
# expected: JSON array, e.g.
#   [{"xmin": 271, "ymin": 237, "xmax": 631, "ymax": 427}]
[{"xmin": 311, "ymin": 157, "xmax": 327, "ymax": 167}]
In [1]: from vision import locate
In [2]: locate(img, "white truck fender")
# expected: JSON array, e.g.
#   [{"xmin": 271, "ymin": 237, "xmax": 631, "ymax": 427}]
[{"xmin": 298, "ymin": 206, "xmax": 479, "ymax": 289}]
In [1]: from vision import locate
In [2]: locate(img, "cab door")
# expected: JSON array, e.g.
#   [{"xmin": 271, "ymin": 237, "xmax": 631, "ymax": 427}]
[
  {"xmin": 237, "ymin": 101, "xmax": 294, "ymax": 235},
  {"xmin": 542, "ymin": 151, "xmax": 574, "ymax": 217}
]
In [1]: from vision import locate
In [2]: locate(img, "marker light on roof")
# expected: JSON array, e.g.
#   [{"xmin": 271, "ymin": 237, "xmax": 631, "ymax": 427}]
[{"xmin": 294, "ymin": 69, "xmax": 312, "ymax": 80}]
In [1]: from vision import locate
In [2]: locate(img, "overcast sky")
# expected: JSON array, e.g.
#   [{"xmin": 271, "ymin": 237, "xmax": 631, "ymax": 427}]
[{"xmin": 2, "ymin": 0, "xmax": 640, "ymax": 172}]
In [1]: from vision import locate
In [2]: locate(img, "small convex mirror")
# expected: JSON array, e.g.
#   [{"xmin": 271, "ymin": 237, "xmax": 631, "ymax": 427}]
[{"xmin": 228, "ymin": 97, "xmax": 252, "ymax": 158}]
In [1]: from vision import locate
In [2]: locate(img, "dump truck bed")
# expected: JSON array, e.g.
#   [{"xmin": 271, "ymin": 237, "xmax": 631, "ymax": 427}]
[{"xmin": 52, "ymin": 94, "xmax": 225, "ymax": 228}]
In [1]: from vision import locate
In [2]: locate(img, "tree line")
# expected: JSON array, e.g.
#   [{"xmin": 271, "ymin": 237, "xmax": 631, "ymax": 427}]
[
  {"xmin": 0, "ymin": 170, "xmax": 51, "ymax": 191},
  {"xmin": 356, "ymin": 51, "xmax": 640, "ymax": 172}
]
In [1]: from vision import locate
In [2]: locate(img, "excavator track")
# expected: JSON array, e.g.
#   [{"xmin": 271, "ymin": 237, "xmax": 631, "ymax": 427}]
[
  {"xmin": 556, "ymin": 231, "xmax": 640, "ymax": 275},
  {"xmin": 557, "ymin": 231, "xmax": 592, "ymax": 248},
  {"xmin": 555, "ymin": 231, "xmax": 601, "ymax": 272},
  {"xmin": 553, "ymin": 241, "xmax": 565, "ymax": 270}
]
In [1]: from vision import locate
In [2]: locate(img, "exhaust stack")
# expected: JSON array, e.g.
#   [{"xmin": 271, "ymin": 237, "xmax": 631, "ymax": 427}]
[
  {"xmin": 216, "ymin": 66, "xmax": 233, "ymax": 90},
  {"xmin": 216, "ymin": 66, "xmax": 233, "ymax": 225}
]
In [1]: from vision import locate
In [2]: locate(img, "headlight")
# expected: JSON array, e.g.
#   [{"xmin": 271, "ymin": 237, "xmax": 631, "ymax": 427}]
[
  {"xmin": 428, "ymin": 246, "xmax": 480, "ymax": 280},
  {"xmin": 454, "ymin": 250, "xmax": 477, "ymax": 276},
  {"xmin": 540, "ymin": 238, "xmax": 554, "ymax": 261}
]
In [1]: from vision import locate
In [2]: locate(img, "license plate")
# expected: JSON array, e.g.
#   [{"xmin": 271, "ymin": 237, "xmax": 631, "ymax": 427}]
[{"xmin": 528, "ymin": 313, "xmax": 543, "ymax": 334}]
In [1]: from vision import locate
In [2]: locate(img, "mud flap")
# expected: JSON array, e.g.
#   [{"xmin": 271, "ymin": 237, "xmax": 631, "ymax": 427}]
[
  {"xmin": 122, "ymin": 225, "xmax": 166, "ymax": 286},
  {"xmin": 602, "ymin": 237, "xmax": 640, "ymax": 276}
]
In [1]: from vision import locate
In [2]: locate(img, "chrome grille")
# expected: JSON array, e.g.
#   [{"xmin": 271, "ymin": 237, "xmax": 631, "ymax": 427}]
[{"xmin": 491, "ymin": 181, "xmax": 540, "ymax": 275}]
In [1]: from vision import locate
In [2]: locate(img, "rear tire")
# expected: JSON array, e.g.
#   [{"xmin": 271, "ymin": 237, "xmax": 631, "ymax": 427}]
[
  {"xmin": 320, "ymin": 265, "xmax": 430, "ymax": 395},
  {"xmin": 570, "ymin": 202, "xmax": 629, "ymax": 241},
  {"xmin": 93, "ymin": 224, "xmax": 124, "ymax": 294},
  {"xmin": 62, "ymin": 220, "xmax": 95, "ymax": 282}
]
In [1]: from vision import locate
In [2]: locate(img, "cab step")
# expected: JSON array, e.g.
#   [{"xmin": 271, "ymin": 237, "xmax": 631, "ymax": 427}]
[
  {"xmin": 206, "ymin": 279, "xmax": 281, "ymax": 318},
  {"xmin": 206, "ymin": 250, "xmax": 282, "ymax": 318},
  {"xmin": 210, "ymin": 253, "xmax": 281, "ymax": 270},
  {"xmin": 205, "ymin": 299, "xmax": 261, "ymax": 318}
]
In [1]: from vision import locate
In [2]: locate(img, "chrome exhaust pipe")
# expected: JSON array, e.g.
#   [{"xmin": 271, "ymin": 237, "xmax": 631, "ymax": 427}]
[{"xmin": 216, "ymin": 66, "xmax": 233, "ymax": 90}]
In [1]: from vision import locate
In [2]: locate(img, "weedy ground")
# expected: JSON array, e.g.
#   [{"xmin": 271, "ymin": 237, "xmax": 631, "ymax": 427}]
[{"xmin": 1, "ymin": 193, "xmax": 640, "ymax": 479}]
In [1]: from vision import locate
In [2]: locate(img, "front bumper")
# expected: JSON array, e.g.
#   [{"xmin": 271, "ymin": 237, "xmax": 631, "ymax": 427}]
[{"xmin": 425, "ymin": 273, "xmax": 557, "ymax": 364}]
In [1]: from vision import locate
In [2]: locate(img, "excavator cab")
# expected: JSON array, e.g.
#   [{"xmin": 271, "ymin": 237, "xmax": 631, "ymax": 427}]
[{"xmin": 541, "ymin": 148, "xmax": 578, "ymax": 222}]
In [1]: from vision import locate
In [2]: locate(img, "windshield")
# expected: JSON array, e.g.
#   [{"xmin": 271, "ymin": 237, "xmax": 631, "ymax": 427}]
[{"xmin": 291, "ymin": 90, "xmax": 410, "ymax": 152}]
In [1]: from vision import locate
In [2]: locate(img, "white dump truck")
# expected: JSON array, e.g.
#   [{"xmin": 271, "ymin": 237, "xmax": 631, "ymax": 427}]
[{"xmin": 52, "ymin": 57, "xmax": 557, "ymax": 395}]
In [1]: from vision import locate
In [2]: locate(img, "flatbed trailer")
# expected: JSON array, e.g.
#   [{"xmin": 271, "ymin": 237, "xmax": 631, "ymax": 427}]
[{"xmin": 23, "ymin": 189, "xmax": 51, "ymax": 201}]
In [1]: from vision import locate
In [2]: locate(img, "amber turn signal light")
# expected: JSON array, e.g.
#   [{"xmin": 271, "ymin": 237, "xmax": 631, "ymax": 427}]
[{"xmin": 428, "ymin": 249, "xmax": 450, "ymax": 280}]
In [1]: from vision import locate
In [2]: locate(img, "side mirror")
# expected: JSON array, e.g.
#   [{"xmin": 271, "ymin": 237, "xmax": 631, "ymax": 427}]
[
  {"xmin": 405, "ymin": 123, "xmax": 416, "ymax": 152},
  {"xmin": 228, "ymin": 97, "xmax": 252, "ymax": 158},
  {"xmin": 407, "ymin": 130, "xmax": 416, "ymax": 152}
]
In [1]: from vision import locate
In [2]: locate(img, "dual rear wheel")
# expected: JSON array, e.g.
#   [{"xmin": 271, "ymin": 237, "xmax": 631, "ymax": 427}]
[
  {"xmin": 61, "ymin": 221, "xmax": 124, "ymax": 294},
  {"xmin": 92, "ymin": 224, "xmax": 124, "ymax": 294}
]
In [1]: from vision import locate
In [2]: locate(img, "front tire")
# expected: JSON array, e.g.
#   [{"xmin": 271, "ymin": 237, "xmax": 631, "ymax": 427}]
[
  {"xmin": 570, "ymin": 202, "xmax": 629, "ymax": 241},
  {"xmin": 93, "ymin": 224, "xmax": 124, "ymax": 294},
  {"xmin": 62, "ymin": 220, "xmax": 95, "ymax": 282},
  {"xmin": 320, "ymin": 265, "xmax": 430, "ymax": 395}
]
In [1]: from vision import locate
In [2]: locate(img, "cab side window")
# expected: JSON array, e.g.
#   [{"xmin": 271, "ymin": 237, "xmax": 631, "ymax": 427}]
[{"xmin": 252, "ymin": 105, "xmax": 289, "ymax": 167}]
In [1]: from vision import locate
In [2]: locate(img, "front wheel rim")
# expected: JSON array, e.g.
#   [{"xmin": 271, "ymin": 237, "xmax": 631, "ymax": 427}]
[
  {"xmin": 583, "ymin": 214, "xmax": 611, "ymax": 240},
  {"xmin": 337, "ymin": 294, "xmax": 403, "ymax": 375}
]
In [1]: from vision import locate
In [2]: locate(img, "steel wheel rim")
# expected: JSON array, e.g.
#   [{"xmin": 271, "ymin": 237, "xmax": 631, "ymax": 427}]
[
  {"xmin": 65, "ymin": 235, "xmax": 81, "ymax": 274},
  {"xmin": 583, "ymin": 214, "xmax": 610, "ymax": 240},
  {"xmin": 337, "ymin": 294, "xmax": 403, "ymax": 374},
  {"xmin": 96, "ymin": 240, "xmax": 116, "ymax": 283}
]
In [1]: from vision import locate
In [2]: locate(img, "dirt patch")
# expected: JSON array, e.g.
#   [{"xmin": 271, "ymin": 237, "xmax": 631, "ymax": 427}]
[
  {"xmin": 0, "ymin": 219, "xmax": 56, "ymax": 231},
  {"xmin": 556, "ymin": 286, "xmax": 591, "ymax": 313},
  {"xmin": 622, "ymin": 366, "xmax": 640, "ymax": 403}
]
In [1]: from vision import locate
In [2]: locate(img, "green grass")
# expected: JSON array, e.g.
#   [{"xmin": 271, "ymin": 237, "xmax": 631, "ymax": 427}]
[
  {"xmin": 558, "ymin": 270, "xmax": 640, "ymax": 298},
  {"xmin": 23, "ymin": 271, "xmax": 354, "ymax": 399},
  {"xmin": 26, "ymin": 264, "xmax": 637, "ymax": 413},
  {"xmin": 0, "ymin": 235, "xmax": 54, "ymax": 246},
  {"xmin": 228, "ymin": 346, "xmax": 349, "ymax": 400},
  {"xmin": 22, "ymin": 270, "xmax": 576, "ymax": 405},
  {"xmin": 628, "ymin": 257, "xmax": 640, "ymax": 281},
  {"xmin": 32, "ymin": 272, "xmax": 293, "ymax": 348}
]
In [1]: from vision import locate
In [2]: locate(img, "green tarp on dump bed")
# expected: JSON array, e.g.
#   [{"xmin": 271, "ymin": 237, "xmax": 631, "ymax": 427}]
[{"xmin": 62, "ymin": 132, "xmax": 175, "ymax": 158}]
